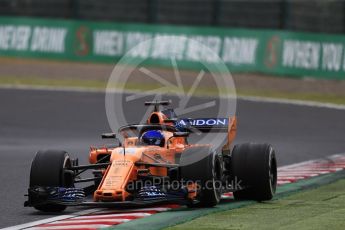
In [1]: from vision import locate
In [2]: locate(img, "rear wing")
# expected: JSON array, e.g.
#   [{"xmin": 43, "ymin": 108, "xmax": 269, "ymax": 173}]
[
  {"xmin": 175, "ymin": 117, "xmax": 237, "ymax": 148},
  {"xmin": 175, "ymin": 118, "xmax": 228, "ymax": 132}
]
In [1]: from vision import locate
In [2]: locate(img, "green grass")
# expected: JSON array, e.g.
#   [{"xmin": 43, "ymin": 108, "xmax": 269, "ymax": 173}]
[
  {"xmin": 0, "ymin": 75, "xmax": 107, "ymax": 89},
  {"xmin": 166, "ymin": 179, "xmax": 345, "ymax": 230},
  {"xmin": 1, "ymin": 75, "xmax": 345, "ymax": 105}
]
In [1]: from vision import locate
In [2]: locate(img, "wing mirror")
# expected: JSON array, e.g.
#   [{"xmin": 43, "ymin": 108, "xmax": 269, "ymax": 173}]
[
  {"xmin": 101, "ymin": 133, "xmax": 116, "ymax": 139},
  {"xmin": 173, "ymin": 132, "xmax": 189, "ymax": 137},
  {"xmin": 167, "ymin": 132, "xmax": 189, "ymax": 149},
  {"xmin": 164, "ymin": 118, "xmax": 178, "ymax": 123}
]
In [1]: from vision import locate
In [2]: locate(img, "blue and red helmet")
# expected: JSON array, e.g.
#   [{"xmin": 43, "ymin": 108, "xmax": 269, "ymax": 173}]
[{"xmin": 140, "ymin": 130, "xmax": 165, "ymax": 147}]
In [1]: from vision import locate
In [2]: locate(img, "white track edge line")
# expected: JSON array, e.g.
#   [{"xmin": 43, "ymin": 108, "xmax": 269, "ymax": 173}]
[
  {"xmin": 1, "ymin": 208, "xmax": 103, "ymax": 230},
  {"xmin": 236, "ymin": 95, "xmax": 345, "ymax": 110}
]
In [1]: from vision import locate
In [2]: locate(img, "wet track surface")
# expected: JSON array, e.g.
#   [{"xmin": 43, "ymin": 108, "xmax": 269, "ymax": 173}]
[{"xmin": 1, "ymin": 88, "xmax": 345, "ymax": 228}]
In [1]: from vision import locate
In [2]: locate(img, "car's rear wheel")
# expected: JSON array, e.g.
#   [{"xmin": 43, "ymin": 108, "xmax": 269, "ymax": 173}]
[
  {"xmin": 30, "ymin": 150, "xmax": 74, "ymax": 212},
  {"xmin": 180, "ymin": 146, "xmax": 223, "ymax": 207},
  {"xmin": 231, "ymin": 143, "xmax": 277, "ymax": 201}
]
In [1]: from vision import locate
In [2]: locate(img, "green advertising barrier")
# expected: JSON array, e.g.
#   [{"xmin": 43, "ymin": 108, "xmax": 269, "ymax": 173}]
[{"xmin": 1, "ymin": 16, "xmax": 345, "ymax": 79}]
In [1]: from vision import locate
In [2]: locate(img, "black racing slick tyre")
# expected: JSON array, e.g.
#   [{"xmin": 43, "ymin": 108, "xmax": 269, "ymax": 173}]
[
  {"xmin": 30, "ymin": 150, "xmax": 74, "ymax": 212},
  {"xmin": 231, "ymin": 143, "xmax": 277, "ymax": 201},
  {"xmin": 180, "ymin": 146, "xmax": 223, "ymax": 207}
]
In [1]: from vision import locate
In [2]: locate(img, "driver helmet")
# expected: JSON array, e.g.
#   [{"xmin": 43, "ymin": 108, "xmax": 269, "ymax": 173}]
[{"xmin": 140, "ymin": 130, "xmax": 165, "ymax": 147}]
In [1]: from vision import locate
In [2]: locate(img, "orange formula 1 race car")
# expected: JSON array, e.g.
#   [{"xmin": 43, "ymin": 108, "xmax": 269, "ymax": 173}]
[{"xmin": 25, "ymin": 100, "xmax": 277, "ymax": 212}]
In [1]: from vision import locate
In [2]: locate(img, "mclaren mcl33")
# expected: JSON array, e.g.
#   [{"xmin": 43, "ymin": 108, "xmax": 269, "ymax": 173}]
[{"xmin": 25, "ymin": 100, "xmax": 277, "ymax": 211}]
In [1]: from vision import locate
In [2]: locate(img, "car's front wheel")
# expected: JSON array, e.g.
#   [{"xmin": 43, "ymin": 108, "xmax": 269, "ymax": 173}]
[
  {"xmin": 180, "ymin": 146, "xmax": 223, "ymax": 207},
  {"xmin": 29, "ymin": 150, "xmax": 74, "ymax": 212}
]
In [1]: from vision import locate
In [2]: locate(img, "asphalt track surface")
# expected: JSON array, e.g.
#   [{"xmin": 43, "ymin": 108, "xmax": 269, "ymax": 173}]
[{"xmin": 1, "ymin": 88, "xmax": 345, "ymax": 228}]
